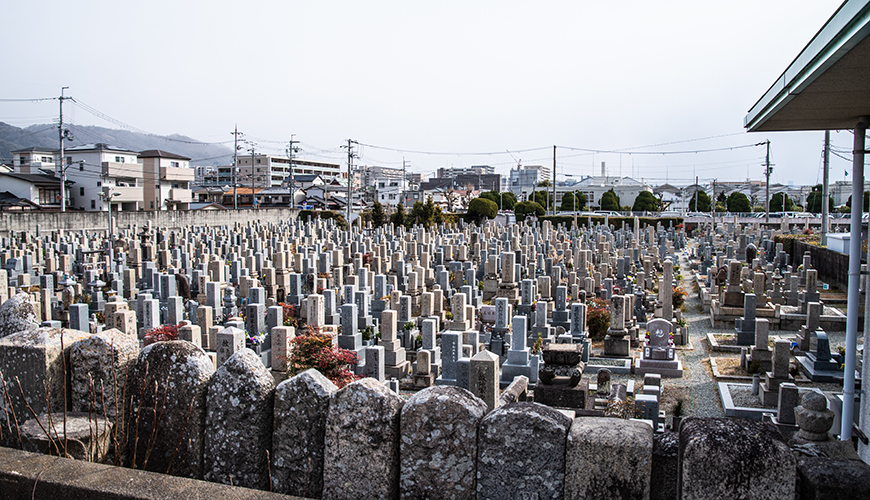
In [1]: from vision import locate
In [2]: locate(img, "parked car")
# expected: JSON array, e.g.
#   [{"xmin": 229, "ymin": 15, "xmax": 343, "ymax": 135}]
[
  {"xmin": 687, "ymin": 212, "xmax": 712, "ymax": 218},
  {"xmin": 593, "ymin": 211, "xmax": 621, "ymax": 217}
]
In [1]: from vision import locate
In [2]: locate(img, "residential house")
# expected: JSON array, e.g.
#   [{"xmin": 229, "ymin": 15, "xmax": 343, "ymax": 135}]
[
  {"xmin": 139, "ymin": 150, "xmax": 194, "ymax": 211},
  {"xmin": 0, "ymin": 172, "xmax": 70, "ymax": 209}
]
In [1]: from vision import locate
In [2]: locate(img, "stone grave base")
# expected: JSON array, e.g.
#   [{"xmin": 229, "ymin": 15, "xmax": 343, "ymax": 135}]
[
  {"xmin": 779, "ymin": 306, "xmax": 847, "ymax": 331},
  {"xmin": 717, "ymin": 382, "xmax": 774, "ymax": 421},
  {"xmin": 706, "ymin": 333, "xmax": 751, "ymax": 353},
  {"xmin": 634, "ymin": 358, "xmax": 684, "ymax": 378},
  {"xmin": 796, "ymin": 355, "xmax": 854, "ymax": 383},
  {"xmin": 413, "ymin": 372, "xmax": 437, "ymax": 388},
  {"xmin": 385, "ymin": 360, "xmax": 411, "ymax": 379},
  {"xmin": 603, "ymin": 335, "xmax": 630, "ymax": 357},
  {"xmin": 709, "ymin": 300, "xmax": 780, "ymax": 329},
  {"xmin": 585, "ymin": 357, "xmax": 633, "ymax": 375},
  {"xmin": 532, "ymin": 379, "xmax": 590, "ymax": 409}
]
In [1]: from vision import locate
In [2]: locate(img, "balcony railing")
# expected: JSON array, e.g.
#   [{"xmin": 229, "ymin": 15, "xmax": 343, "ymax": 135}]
[
  {"xmin": 169, "ymin": 188, "xmax": 192, "ymax": 203},
  {"xmin": 102, "ymin": 161, "xmax": 143, "ymax": 179}
]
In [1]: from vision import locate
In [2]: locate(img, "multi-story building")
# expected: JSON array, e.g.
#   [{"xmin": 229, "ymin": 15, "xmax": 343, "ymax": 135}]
[
  {"xmin": 229, "ymin": 154, "xmax": 343, "ymax": 187},
  {"xmin": 509, "ymin": 164, "xmax": 552, "ymax": 199},
  {"xmin": 10, "ymin": 147, "xmax": 58, "ymax": 174},
  {"xmin": 64, "ymin": 143, "xmax": 142, "ymax": 211},
  {"xmin": 139, "ymin": 150, "xmax": 194, "ymax": 211},
  {"xmin": 437, "ymin": 165, "xmax": 494, "ymax": 178}
]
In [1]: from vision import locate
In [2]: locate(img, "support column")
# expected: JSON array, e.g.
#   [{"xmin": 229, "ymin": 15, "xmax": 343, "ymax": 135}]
[{"xmin": 843, "ymin": 117, "xmax": 868, "ymax": 441}]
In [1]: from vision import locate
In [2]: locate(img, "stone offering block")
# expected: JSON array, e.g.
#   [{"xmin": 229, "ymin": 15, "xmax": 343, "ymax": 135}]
[
  {"xmin": 204, "ymin": 348, "xmax": 275, "ymax": 490},
  {"xmin": 679, "ymin": 417, "xmax": 795, "ymax": 500},
  {"xmin": 796, "ymin": 457, "xmax": 870, "ymax": 500},
  {"xmin": 400, "ymin": 386, "xmax": 487, "ymax": 500},
  {"xmin": 272, "ymin": 368, "xmax": 337, "ymax": 499},
  {"xmin": 477, "ymin": 402, "xmax": 572, "ymax": 500},
  {"xmin": 323, "ymin": 378, "xmax": 404, "ymax": 500},
  {"xmin": 564, "ymin": 417, "xmax": 653, "ymax": 500},
  {"xmin": 20, "ymin": 412, "xmax": 110, "ymax": 462}
]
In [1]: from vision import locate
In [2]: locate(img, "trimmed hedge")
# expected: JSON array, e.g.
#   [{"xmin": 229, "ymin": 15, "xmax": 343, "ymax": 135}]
[{"xmin": 538, "ymin": 215, "xmax": 683, "ymax": 229}]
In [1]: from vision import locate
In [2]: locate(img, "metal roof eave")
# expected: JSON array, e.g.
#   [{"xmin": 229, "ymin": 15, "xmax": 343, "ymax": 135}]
[{"xmin": 744, "ymin": 0, "xmax": 870, "ymax": 132}]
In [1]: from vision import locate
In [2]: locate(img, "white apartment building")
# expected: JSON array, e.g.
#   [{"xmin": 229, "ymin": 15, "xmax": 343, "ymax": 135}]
[
  {"xmin": 64, "ymin": 143, "xmax": 142, "ymax": 211},
  {"xmin": 509, "ymin": 164, "xmax": 552, "ymax": 200},
  {"xmin": 10, "ymin": 147, "xmax": 58, "ymax": 174},
  {"xmin": 228, "ymin": 154, "xmax": 344, "ymax": 187},
  {"xmin": 555, "ymin": 176, "xmax": 652, "ymax": 209}
]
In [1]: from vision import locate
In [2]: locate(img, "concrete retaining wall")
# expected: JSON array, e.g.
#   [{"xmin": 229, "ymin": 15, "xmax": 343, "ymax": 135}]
[{"xmin": 0, "ymin": 208, "xmax": 300, "ymax": 236}]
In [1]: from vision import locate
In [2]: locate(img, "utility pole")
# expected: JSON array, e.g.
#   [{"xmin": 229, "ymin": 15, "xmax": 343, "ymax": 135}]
[
  {"xmin": 342, "ymin": 139, "xmax": 358, "ymax": 236},
  {"xmin": 403, "ymin": 157, "xmax": 408, "ymax": 207},
  {"xmin": 822, "ymin": 130, "xmax": 831, "ymax": 246},
  {"xmin": 287, "ymin": 135, "xmax": 299, "ymax": 208},
  {"xmin": 694, "ymin": 175, "xmax": 699, "ymax": 212},
  {"xmin": 552, "ymin": 145, "xmax": 556, "ymax": 215},
  {"xmin": 231, "ymin": 126, "xmax": 243, "ymax": 210},
  {"xmin": 764, "ymin": 140, "xmax": 772, "ymax": 223},
  {"xmin": 711, "ymin": 179, "xmax": 717, "ymax": 220},
  {"xmin": 58, "ymin": 87, "xmax": 72, "ymax": 212},
  {"xmin": 249, "ymin": 143, "xmax": 257, "ymax": 209}
]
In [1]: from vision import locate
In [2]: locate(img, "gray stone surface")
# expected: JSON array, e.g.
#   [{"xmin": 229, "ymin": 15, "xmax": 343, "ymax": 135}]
[
  {"xmin": 796, "ymin": 457, "xmax": 870, "ymax": 500},
  {"xmin": 564, "ymin": 416, "xmax": 653, "ymax": 500},
  {"xmin": 0, "ymin": 293, "xmax": 40, "ymax": 338},
  {"xmin": 69, "ymin": 329, "xmax": 139, "ymax": 418},
  {"xmin": 204, "ymin": 348, "xmax": 275, "ymax": 489},
  {"xmin": 400, "ymin": 386, "xmax": 487, "ymax": 500},
  {"xmin": 322, "ymin": 377, "xmax": 404, "ymax": 500},
  {"xmin": 652, "ymin": 431, "xmax": 679, "ymax": 500},
  {"xmin": 0, "ymin": 327, "xmax": 92, "ymax": 448},
  {"xmin": 127, "ymin": 341, "xmax": 214, "ymax": 479},
  {"xmin": 272, "ymin": 368, "xmax": 337, "ymax": 498},
  {"xmin": 477, "ymin": 402, "xmax": 572, "ymax": 500},
  {"xmin": 679, "ymin": 417, "xmax": 795, "ymax": 500}
]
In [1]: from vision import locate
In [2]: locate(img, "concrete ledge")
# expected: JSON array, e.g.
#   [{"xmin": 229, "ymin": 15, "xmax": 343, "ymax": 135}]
[{"xmin": 0, "ymin": 447, "xmax": 303, "ymax": 500}]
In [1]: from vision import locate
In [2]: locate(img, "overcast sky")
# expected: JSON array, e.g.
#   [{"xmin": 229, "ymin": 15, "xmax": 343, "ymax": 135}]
[{"xmin": 2, "ymin": 0, "xmax": 856, "ymax": 186}]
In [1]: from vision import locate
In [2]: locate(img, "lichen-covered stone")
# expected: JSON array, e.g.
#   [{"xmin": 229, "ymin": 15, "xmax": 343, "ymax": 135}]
[
  {"xmin": 679, "ymin": 417, "xmax": 795, "ymax": 500},
  {"xmin": 797, "ymin": 457, "xmax": 870, "ymax": 500},
  {"xmin": 126, "ymin": 340, "xmax": 214, "ymax": 479},
  {"xmin": 652, "ymin": 430, "xmax": 679, "ymax": 500},
  {"xmin": 0, "ymin": 293, "xmax": 40, "ymax": 339},
  {"xmin": 272, "ymin": 368, "xmax": 337, "ymax": 498},
  {"xmin": 204, "ymin": 348, "xmax": 275, "ymax": 489},
  {"xmin": 0, "ymin": 327, "xmax": 92, "ymax": 448},
  {"xmin": 400, "ymin": 386, "xmax": 487, "ymax": 500},
  {"xmin": 477, "ymin": 402, "xmax": 572, "ymax": 500},
  {"xmin": 69, "ymin": 329, "xmax": 139, "ymax": 418},
  {"xmin": 322, "ymin": 377, "xmax": 404, "ymax": 500},
  {"xmin": 564, "ymin": 416, "xmax": 653, "ymax": 500}
]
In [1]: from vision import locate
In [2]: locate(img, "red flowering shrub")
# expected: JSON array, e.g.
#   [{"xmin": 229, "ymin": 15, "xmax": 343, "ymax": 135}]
[
  {"xmin": 288, "ymin": 332, "xmax": 360, "ymax": 388},
  {"xmin": 279, "ymin": 302, "xmax": 299, "ymax": 328},
  {"xmin": 143, "ymin": 324, "xmax": 181, "ymax": 346},
  {"xmin": 586, "ymin": 298, "xmax": 611, "ymax": 340}
]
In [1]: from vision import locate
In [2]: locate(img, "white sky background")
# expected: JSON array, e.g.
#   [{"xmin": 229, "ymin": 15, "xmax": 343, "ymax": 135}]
[{"xmin": 1, "ymin": 0, "xmax": 858, "ymax": 187}]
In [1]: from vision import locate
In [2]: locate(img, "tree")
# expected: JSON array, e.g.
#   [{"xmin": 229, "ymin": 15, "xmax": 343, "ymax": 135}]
[
  {"xmin": 479, "ymin": 190, "xmax": 517, "ymax": 210},
  {"xmin": 390, "ymin": 202, "xmax": 406, "ymax": 227},
  {"xmin": 465, "ymin": 197, "xmax": 498, "ymax": 224},
  {"xmin": 846, "ymin": 191, "xmax": 870, "ymax": 211},
  {"xmin": 599, "ymin": 189, "xmax": 620, "ymax": 211},
  {"xmin": 371, "ymin": 200, "xmax": 386, "ymax": 226},
  {"xmin": 560, "ymin": 191, "xmax": 588, "ymax": 212},
  {"xmin": 726, "ymin": 192, "xmax": 751, "ymax": 213},
  {"xmin": 687, "ymin": 190, "xmax": 711, "ymax": 212},
  {"xmin": 632, "ymin": 191, "xmax": 660, "ymax": 212},
  {"xmin": 689, "ymin": 190, "xmax": 711, "ymax": 212},
  {"xmin": 514, "ymin": 201, "xmax": 544, "ymax": 222},
  {"xmin": 537, "ymin": 180, "xmax": 552, "ymax": 187},
  {"xmin": 532, "ymin": 190, "xmax": 551, "ymax": 211},
  {"xmin": 806, "ymin": 184, "xmax": 834, "ymax": 213},
  {"xmin": 769, "ymin": 192, "xmax": 795, "ymax": 212}
]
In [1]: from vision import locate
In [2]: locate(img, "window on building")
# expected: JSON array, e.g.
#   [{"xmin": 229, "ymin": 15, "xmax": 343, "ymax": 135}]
[
  {"xmin": 256, "ymin": 159, "xmax": 261, "ymax": 164},
  {"xmin": 80, "ymin": 187, "xmax": 84, "ymax": 196},
  {"xmin": 66, "ymin": 156, "xmax": 72, "ymax": 165},
  {"xmin": 96, "ymin": 181, "xmax": 101, "ymax": 187},
  {"xmin": 150, "ymin": 201, "xmax": 154, "ymax": 209},
  {"xmin": 91, "ymin": 200, "xmax": 95, "ymax": 209},
  {"xmin": 79, "ymin": 162, "xmax": 84, "ymax": 171},
  {"xmin": 170, "ymin": 161, "xmax": 179, "ymax": 168}
]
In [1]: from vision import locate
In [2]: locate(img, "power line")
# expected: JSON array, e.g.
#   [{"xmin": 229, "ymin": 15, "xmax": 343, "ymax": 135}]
[{"xmin": 0, "ymin": 97, "xmax": 58, "ymax": 102}]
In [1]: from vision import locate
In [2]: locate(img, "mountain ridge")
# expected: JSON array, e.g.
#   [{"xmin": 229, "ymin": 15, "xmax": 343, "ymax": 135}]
[{"xmin": 0, "ymin": 122, "xmax": 233, "ymax": 166}]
